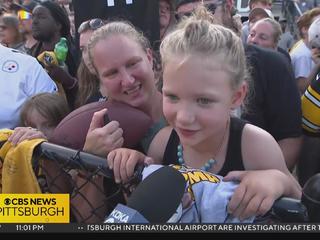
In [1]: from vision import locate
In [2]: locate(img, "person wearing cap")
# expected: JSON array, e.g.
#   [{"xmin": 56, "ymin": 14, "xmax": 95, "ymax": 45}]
[
  {"xmin": 14, "ymin": 0, "xmax": 37, "ymax": 54},
  {"xmin": 241, "ymin": 0, "xmax": 273, "ymax": 44},
  {"xmin": 290, "ymin": 7, "xmax": 320, "ymax": 94},
  {"xmin": 298, "ymin": 17, "xmax": 320, "ymax": 187},
  {"xmin": 248, "ymin": 7, "xmax": 273, "ymax": 30}
]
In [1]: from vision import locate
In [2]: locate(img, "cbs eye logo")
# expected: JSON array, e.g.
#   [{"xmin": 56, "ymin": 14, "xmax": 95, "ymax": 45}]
[{"xmin": 4, "ymin": 198, "xmax": 11, "ymax": 205}]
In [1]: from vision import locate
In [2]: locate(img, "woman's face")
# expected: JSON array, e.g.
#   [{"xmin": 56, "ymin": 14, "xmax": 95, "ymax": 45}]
[
  {"xmin": 91, "ymin": 35, "xmax": 155, "ymax": 109},
  {"xmin": 159, "ymin": 0, "xmax": 171, "ymax": 29},
  {"xmin": 0, "ymin": 19, "xmax": 18, "ymax": 46},
  {"xmin": 79, "ymin": 29, "xmax": 95, "ymax": 74}
]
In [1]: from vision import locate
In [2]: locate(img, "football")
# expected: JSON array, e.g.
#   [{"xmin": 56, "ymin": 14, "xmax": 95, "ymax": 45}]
[{"xmin": 50, "ymin": 100, "xmax": 153, "ymax": 150}]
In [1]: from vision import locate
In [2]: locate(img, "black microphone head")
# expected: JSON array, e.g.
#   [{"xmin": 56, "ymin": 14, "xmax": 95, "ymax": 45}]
[
  {"xmin": 302, "ymin": 173, "xmax": 320, "ymax": 222},
  {"xmin": 127, "ymin": 165, "xmax": 186, "ymax": 223}
]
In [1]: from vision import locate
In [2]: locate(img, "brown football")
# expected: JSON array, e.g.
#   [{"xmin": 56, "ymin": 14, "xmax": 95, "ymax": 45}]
[{"xmin": 49, "ymin": 100, "xmax": 153, "ymax": 150}]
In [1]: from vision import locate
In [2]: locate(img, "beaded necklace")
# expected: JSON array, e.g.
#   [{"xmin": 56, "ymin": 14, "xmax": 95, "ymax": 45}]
[{"xmin": 177, "ymin": 119, "xmax": 229, "ymax": 172}]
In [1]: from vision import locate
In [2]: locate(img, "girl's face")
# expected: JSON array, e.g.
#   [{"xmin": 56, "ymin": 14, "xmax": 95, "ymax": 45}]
[
  {"xmin": 25, "ymin": 109, "xmax": 55, "ymax": 139},
  {"xmin": 92, "ymin": 35, "xmax": 155, "ymax": 109},
  {"xmin": 162, "ymin": 55, "xmax": 245, "ymax": 148},
  {"xmin": 79, "ymin": 29, "xmax": 95, "ymax": 74}
]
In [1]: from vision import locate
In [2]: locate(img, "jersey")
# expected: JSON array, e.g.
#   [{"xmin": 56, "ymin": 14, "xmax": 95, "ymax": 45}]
[
  {"xmin": 0, "ymin": 45, "xmax": 57, "ymax": 129},
  {"xmin": 142, "ymin": 164, "xmax": 255, "ymax": 223}
]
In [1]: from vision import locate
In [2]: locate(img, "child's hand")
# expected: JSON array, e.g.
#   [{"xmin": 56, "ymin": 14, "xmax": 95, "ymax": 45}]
[
  {"xmin": 223, "ymin": 169, "xmax": 287, "ymax": 221},
  {"xmin": 107, "ymin": 148, "xmax": 153, "ymax": 184},
  {"xmin": 8, "ymin": 127, "xmax": 47, "ymax": 146}
]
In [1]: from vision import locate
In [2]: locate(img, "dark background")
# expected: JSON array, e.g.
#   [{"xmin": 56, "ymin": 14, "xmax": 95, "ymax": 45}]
[{"xmin": 72, "ymin": 0, "xmax": 160, "ymax": 49}]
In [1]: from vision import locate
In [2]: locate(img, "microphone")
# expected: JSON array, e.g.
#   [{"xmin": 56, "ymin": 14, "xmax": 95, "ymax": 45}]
[
  {"xmin": 271, "ymin": 197, "xmax": 308, "ymax": 222},
  {"xmin": 302, "ymin": 173, "xmax": 320, "ymax": 222},
  {"xmin": 104, "ymin": 165, "xmax": 186, "ymax": 223}
]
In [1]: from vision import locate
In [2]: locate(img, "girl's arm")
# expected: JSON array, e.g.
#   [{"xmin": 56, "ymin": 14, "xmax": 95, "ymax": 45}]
[{"xmin": 223, "ymin": 123, "xmax": 302, "ymax": 220}]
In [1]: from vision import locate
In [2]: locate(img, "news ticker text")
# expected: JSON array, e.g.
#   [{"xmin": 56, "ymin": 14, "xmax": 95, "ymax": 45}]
[{"xmin": 0, "ymin": 224, "xmax": 319, "ymax": 233}]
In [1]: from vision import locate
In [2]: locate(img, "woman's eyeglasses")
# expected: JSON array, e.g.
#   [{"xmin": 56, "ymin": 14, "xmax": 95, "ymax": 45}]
[
  {"xmin": 78, "ymin": 18, "xmax": 105, "ymax": 34},
  {"xmin": 18, "ymin": 10, "xmax": 32, "ymax": 20}
]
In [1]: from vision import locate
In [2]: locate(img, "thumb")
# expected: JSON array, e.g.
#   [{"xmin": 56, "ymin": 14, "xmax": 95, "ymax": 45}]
[
  {"xmin": 144, "ymin": 157, "xmax": 154, "ymax": 166},
  {"xmin": 88, "ymin": 108, "xmax": 108, "ymax": 133},
  {"xmin": 223, "ymin": 170, "xmax": 246, "ymax": 182}
]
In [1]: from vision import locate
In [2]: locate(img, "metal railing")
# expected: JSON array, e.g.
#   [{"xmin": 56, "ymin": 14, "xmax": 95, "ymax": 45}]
[{"xmin": 0, "ymin": 141, "xmax": 142, "ymax": 223}]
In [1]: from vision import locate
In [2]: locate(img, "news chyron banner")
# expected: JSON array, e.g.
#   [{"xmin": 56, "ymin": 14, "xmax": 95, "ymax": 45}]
[
  {"xmin": 1, "ymin": 223, "xmax": 320, "ymax": 233},
  {"xmin": 0, "ymin": 194, "xmax": 69, "ymax": 223},
  {"xmin": 72, "ymin": 0, "xmax": 160, "ymax": 49}
]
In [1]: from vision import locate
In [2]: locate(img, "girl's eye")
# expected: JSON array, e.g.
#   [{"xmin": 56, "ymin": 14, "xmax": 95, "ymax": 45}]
[
  {"xmin": 197, "ymin": 98, "xmax": 213, "ymax": 105},
  {"xmin": 128, "ymin": 61, "xmax": 137, "ymax": 67},
  {"xmin": 166, "ymin": 94, "xmax": 179, "ymax": 101}
]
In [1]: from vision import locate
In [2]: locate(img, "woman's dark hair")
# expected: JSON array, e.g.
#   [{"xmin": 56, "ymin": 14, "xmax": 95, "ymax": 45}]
[{"xmin": 39, "ymin": 0, "xmax": 70, "ymax": 39}]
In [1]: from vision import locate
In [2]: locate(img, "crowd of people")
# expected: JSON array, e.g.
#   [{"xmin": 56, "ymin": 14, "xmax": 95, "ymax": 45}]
[{"xmin": 0, "ymin": 0, "xmax": 320, "ymax": 223}]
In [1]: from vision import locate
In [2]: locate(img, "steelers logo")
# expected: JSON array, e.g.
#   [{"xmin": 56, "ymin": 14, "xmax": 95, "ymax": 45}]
[{"xmin": 2, "ymin": 60, "xmax": 19, "ymax": 73}]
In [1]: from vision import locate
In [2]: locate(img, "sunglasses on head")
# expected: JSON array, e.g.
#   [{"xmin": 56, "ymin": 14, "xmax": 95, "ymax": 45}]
[
  {"xmin": 78, "ymin": 18, "xmax": 104, "ymax": 33},
  {"xmin": 18, "ymin": 10, "xmax": 32, "ymax": 20}
]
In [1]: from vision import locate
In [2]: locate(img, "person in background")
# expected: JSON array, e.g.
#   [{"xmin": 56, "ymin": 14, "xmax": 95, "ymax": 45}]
[
  {"xmin": 14, "ymin": 0, "xmax": 37, "ymax": 54},
  {"xmin": 0, "ymin": 13, "xmax": 24, "ymax": 49},
  {"xmin": 31, "ymin": 0, "xmax": 79, "ymax": 109},
  {"xmin": 159, "ymin": 0, "xmax": 176, "ymax": 40},
  {"xmin": 297, "ymin": 16, "xmax": 320, "ymax": 186},
  {"xmin": 247, "ymin": 7, "xmax": 273, "ymax": 30},
  {"xmin": 8, "ymin": 92, "xmax": 70, "ymax": 145},
  {"xmin": 76, "ymin": 18, "xmax": 106, "ymax": 107},
  {"xmin": 176, "ymin": 0, "xmax": 241, "ymax": 36},
  {"xmin": 277, "ymin": 17, "xmax": 295, "ymax": 52},
  {"xmin": 290, "ymin": 7, "xmax": 320, "ymax": 94},
  {"xmin": 241, "ymin": 0, "xmax": 273, "ymax": 43},
  {"xmin": 154, "ymin": 0, "xmax": 177, "ymax": 89},
  {"xmin": 247, "ymin": 17, "xmax": 292, "ymax": 63},
  {"xmin": 0, "ymin": 43, "xmax": 57, "ymax": 129}
]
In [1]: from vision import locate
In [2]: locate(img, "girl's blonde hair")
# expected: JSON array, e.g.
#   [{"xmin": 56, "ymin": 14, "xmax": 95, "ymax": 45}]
[{"xmin": 160, "ymin": 5, "xmax": 249, "ymax": 91}]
